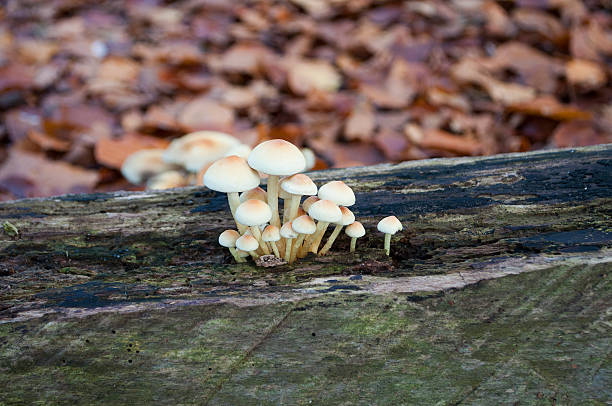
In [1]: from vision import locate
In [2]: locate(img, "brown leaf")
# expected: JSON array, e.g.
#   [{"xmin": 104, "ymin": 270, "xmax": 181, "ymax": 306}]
[
  {"xmin": 553, "ymin": 121, "xmax": 610, "ymax": 148},
  {"xmin": 405, "ymin": 124, "xmax": 483, "ymax": 156},
  {"xmin": 512, "ymin": 8, "xmax": 567, "ymax": 44},
  {"xmin": 27, "ymin": 130, "xmax": 71, "ymax": 152},
  {"xmin": 373, "ymin": 128, "xmax": 409, "ymax": 161},
  {"xmin": 177, "ymin": 97, "xmax": 235, "ymax": 132},
  {"xmin": 95, "ymin": 133, "xmax": 170, "ymax": 169},
  {"xmin": 4, "ymin": 109, "xmax": 42, "ymax": 142},
  {"xmin": 508, "ymin": 96, "xmax": 592, "ymax": 121},
  {"xmin": 345, "ymin": 99, "xmax": 375, "ymax": 141},
  {"xmin": 361, "ymin": 60, "xmax": 418, "ymax": 108},
  {"xmin": 565, "ymin": 59, "xmax": 607, "ymax": 90},
  {"xmin": 287, "ymin": 59, "xmax": 342, "ymax": 95}
]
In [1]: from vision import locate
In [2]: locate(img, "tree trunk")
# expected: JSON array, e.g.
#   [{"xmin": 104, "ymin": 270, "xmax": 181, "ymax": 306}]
[{"xmin": 0, "ymin": 145, "xmax": 610, "ymax": 404}]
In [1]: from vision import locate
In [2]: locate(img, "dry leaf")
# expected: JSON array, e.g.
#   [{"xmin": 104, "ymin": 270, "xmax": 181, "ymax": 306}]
[
  {"xmin": 287, "ymin": 59, "xmax": 342, "ymax": 95},
  {"xmin": 565, "ymin": 59, "xmax": 607, "ymax": 90},
  {"xmin": 405, "ymin": 124, "xmax": 483, "ymax": 156},
  {"xmin": 508, "ymin": 96, "xmax": 592, "ymax": 121},
  {"xmin": 345, "ymin": 99, "xmax": 375, "ymax": 141},
  {"xmin": 177, "ymin": 97, "xmax": 235, "ymax": 132}
]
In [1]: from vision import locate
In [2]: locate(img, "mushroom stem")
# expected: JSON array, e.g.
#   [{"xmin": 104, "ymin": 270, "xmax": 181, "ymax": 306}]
[
  {"xmin": 318, "ymin": 224, "xmax": 343, "ymax": 255},
  {"xmin": 284, "ymin": 238, "xmax": 293, "ymax": 262},
  {"xmin": 228, "ymin": 247, "xmax": 245, "ymax": 263},
  {"xmin": 269, "ymin": 241, "xmax": 281, "ymax": 258},
  {"xmin": 227, "ymin": 192, "xmax": 247, "ymax": 234},
  {"xmin": 290, "ymin": 234, "xmax": 306, "ymax": 263},
  {"xmin": 309, "ymin": 221, "xmax": 330, "ymax": 254},
  {"xmin": 384, "ymin": 233, "xmax": 391, "ymax": 256},
  {"xmin": 267, "ymin": 175, "xmax": 281, "ymax": 228},
  {"xmin": 250, "ymin": 226, "xmax": 269, "ymax": 255},
  {"xmin": 248, "ymin": 250, "xmax": 259, "ymax": 259},
  {"xmin": 350, "ymin": 238, "xmax": 357, "ymax": 253},
  {"xmin": 287, "ymin": 194, "xmax": 301, "ymax": 223}
]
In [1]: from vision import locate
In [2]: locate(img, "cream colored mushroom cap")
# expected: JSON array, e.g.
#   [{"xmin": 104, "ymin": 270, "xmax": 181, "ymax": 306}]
[
  {"xmin": 301, "ymin": 196, "xmax": 320, "ymax": 212},
  {"xmin": 224, "ymin": 143, "xmax": 252, "ymax": 159},
  {"xmin": 219, "ymin": 229, "xmax": 240, "ymax": 247},
  {"xmin": 248, "ymin": 139, "xmax": 306, "ymax": 175},
  {"xmin": 308, "ymin": 199, "xmax": 342, "ymax": 223},
  {"xmin": 262, "ymin": 225, "xmax": 280, "ymax": 242},
  {"xmin": 345, "ymin": 221, "xmax": 365, "ymax": 238},
  {"xmin": 301, "ymin": 148, "xmax": 316, "ymax": 171},
  {"xmin": 377, "ymin": 216, "xmax": 403, "ymax": 234},
  {"xmin": 146, "ymin": 170, "xmax": 189, "ymax": 190},
  {"xmin": 240, "ymin": 187, "xmax": 267, "ymax": 203},
  {"xmin": 235, "ymin": 199, "xmax": 272, "ymax": 226},
  {"xmin": 280, "ymin": 222, "xmax": 298, "ymax": 239},
  {"xmin": 281, "ymin": 173, "xmax": 317, "ymax": 196},
  {"xmin": 236, "ymin": 234, "xmax": 259, "ymax": 252},
  {"xmin": 163, "ymin": 131, "xmax": 240, "ymax": 172},
  {"xmin": 279, "ymin": 177, "xmax": 292, "ymax": 199},
  {"xmin": 203, "ymin": 155, "xmax": 260, "ymax": 193},
  {"xmin": 337, "ymin": 206, "xmax": 355, "ymax": 226},
  {"xmin": 292, "ymin": 215, "xmax": 316, "ymax": 235},
  {"xmin": 318, "ymin": 180, "xmax": 355, "ymax": 207},
  {"xmin": 121, "ymin": 149, "xmax": 176, "ymax": 184}
]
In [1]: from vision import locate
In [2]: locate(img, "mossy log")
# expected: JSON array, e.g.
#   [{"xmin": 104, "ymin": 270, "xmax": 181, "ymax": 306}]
[{"xmin": 0, "ymin": 145, "xmax": 610, "ymax": 405}]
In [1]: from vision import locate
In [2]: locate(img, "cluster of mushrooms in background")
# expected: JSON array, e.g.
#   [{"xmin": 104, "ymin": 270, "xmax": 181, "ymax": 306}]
[{"xmin": 201, "ymin": 138, "xmax": 402, "ymax": 264}]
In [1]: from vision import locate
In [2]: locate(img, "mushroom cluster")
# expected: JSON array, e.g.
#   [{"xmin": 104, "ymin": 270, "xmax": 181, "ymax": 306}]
[
  {"xmin": 207, "ymin": 139, "xmax": 403, "ymax": 264},
  {"xmin": 120, "ymin": 131, "xmax": 316, "ymax": 190}
]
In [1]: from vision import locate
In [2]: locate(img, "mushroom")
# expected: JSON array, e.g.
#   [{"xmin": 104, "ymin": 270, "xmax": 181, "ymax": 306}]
[
  {"xmin": 290, "ymin": 215, "xmax": 316, "ymax": 263},
  {"xmin": 146, "ymin": 170, "xmax": 189, "ymax": 190},
  {"xmin": 301, "ymin": 196, "xmax": 320, "ymax": 213},
  {"xmin": 262, "ymin": 225, "xmax": 281, "ymax": 258},
  {"xmin": 224, "ymin": 143, "xmax": 252, "ymax": 159},
  {"xmin": 317, "ymin": 180, "xmax": 355, "ymax": 208},
  {"xmin": 240, "ymin": 187, "xmax": 267, "ymax": 203},
  {"xmin": 121, "ymin": 149, "xmax": 178, "ymax": 185},
  {"xmin": 301, "ymin": 147, "xmax": 316, "ymax": 172},
  {"xmin": 281, "ymin": 174, "xmax": 318, "ymax": 224},
  {"xmin": 305, "ymin": 199, "xmax": 342, "ymax": 255},
  {"xmin": 248, "ymin": 139, "xmax": 306, "ymax": 228},
  {"xmin": 377, "ymin": 216, "xmax": 403, "ymax": 256},
  {"xmin": 218, "ymin": 229, "xmax": 244, "ymax": 263},
  {"xmin": 280, "ymin": 222, "xmax": 298, "ymax": 262},
  {"xmin": 318, "ymin": 206, "xmax": 355, "ymax": 255},
  {"xmin": 163, "ymin": 131, "xmax": 240, "ymax": 173},
  {"xmin": 235, "ymin": 199, "xmax": 272, "ymax": 255},
  {"xmin": 236, "ymin": 234, "xmax": 260, "ymax": 259},
  {"xmin": 203, "ymin": 155, "xmax": 261, "ymax": 234},
  {"xmin": 345, "ymin": 221, "xmax": 365, "ymax": 253}
]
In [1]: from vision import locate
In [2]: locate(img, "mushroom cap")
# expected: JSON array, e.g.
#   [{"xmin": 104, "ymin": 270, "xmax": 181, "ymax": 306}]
[
  {"xmin": 301, "ymin": 148, "xmax": 316, "ymax": 171},
  {"xmin": 224, "ymin": 143, "xmax": 251, "ymax": 159},
  {"xmin": 262, "ymin": 225, "xmax": 281, "ymax": 242},
  {"xmin": 291, "ymin": 215, "xmax": 316, "ymax": 235},
  {"xmin": 146, "ymin": 170, "xmax": 189, "ymax": 190},
  {"xmin": 337, "ymin": 206, "xmax": 355, "ymax": 226},
  {"xmin": 377, "ymin": 216, "xmax": 403, "ymax": 234},
  {"xmin": 240, "ymin": 187, "xmax": 267, "ymax": 203},
  {"xmin": 318, "ymin": 181, "xmax": 355, "ymax": 207},
  {"xmin": 281, "ymin": 173, "xmax": 317, "ymax": 196},
  {"xmin": 247, "ymin": 139, "xmax": 306, "ymax": 176},
  {"xmin": 301, "ymin": 196, "xmax": 320, "ymax": 212},
  {"xmin": 280, "ymin": 221, "xmax": 298, "ymax": 239},
  {"xmin": 163, "ymin": 131, "xmax": 240, "ymax": 172},
  {"xmin": 345, "ymin": 221, "xmax": 365, "ymax": 238},
  {"xmin": 308, "ymin": 199, "xmax": 342, "ymax": 223},
  {"xmin": 203, "ymin": 155, "xmax": 260, "ymax": 193},
  {"xmin": 219, "ymin": 229, "xmax": 240, "ymax": 247},
  {"xmin": 279, "ymin": 177, "xmax": 292, "ymax": 199},
  {"xmin": 235, "ymin": 199, "xmax": 272, "ymax": 226},
  {"xmin": 121, "ymin": 149, "xmax": 177, "ymax": 184},
  {"xmin": 236, "ymin": 234, "xmax": 259, "ymax": 251}
]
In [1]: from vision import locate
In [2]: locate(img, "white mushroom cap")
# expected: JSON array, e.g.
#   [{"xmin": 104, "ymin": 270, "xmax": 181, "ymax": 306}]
[
  {"xmin": 280, "ymin": 221, "xmax": 298, "ymax": 239},
  {"xmin": 235, "ymin": 199, "xmax": 272, "ymax": 226},
  {"xmin": 262, "ymin": 225, "xmax": 280, "ymax": 242},
  {"xmin": 203, "ymin": 155, "xmax": 260, "ymax": 193},
  {"xmin": 279, "ymin": 177, "xmax": 292, "ymax": 199},
  {"xmin": 308, "ymin": 199, "xmax": 342, "ymax": 223},
  {"xmin": 281, "ymin": 174, "xmax": 317, "ymax": 196},
  {"xmin": 337, "ymin": 206, "xmax": 355, "ymax": 226},
  {"xmin": 247, "ymin": 139, "xmax": 306, "ymax": 175},
  {"xmin": 240, "ymin": 187, "xmax": 267, "ymax": 203},
  {"xmin": 345, "ymin": 221, "xmax": 365, "ymax": 238},
  {"xmin": 301, "ymin": 196, "xmax": 320, "ymax": 212},
  {"xmin": 121, "ymin": 149, "xmax": 177, "ymax": 184},
  {"xmin": 236, "ymin": 234, "xmax": 259, "ymax": 252},
  {"xmin": 318, "ymin": 181, "xmax": 355, "ymax": 207},
  {"xmin": 292, "ymin": 215, "xmax": 316, "ymax": 235},
  {"xmin": 224, "ymin": 143, "xmax": 252, "ymax": 159},
  {"xmin": 219, "ymin": 229, "xmax": 240, "ymax": 248},
  {"xmin": 377, "ymin": 216, "xmax": 403, "ymax": 234},
  {"xmin": 301, "ymin": 148, "xmax": 316, "ymax": 171},
  {"xmin": 163, "ymin": 131, "xmax": 240, "ymax": 172},
  {"xmin": 146, "ymin": 170, "xmax": 189, "ymax": 190}
]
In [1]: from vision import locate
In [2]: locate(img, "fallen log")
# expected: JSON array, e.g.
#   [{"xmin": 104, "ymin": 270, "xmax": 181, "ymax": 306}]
[{"xmin": 0, "ymin": 144, "xmax": 610, "ymax": 404}]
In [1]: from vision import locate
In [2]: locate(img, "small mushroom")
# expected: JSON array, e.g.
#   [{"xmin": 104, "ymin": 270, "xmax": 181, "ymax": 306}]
[
  {"xmin": 248, "ymin": 140, "xmax": 306, "ymax": 228},
  {"xmin": 121, "ymin": 149, "xmax": 178, "ymax": 185},
  {"xmin": 236, "ymin": 234, "xmax": 260, "ymax": 259},
  {"xmin": 280, "ymin": 222, "xmax": 298, "ymax": 262},
  {"xmin": 203, "ymin": 155, "xmax": 260, "ymax": 234},
  {"xmin": 281, "ymin": 173, "xmax": 318, "ymax": 224},
  {"xmin": 377, "ymin": 216, "xmax": 403, "ymax": 256},
  {"xmin": 218, "ymin": 229, "xmax": 244, "ymax": 263},
  {"xmin": 262, "ymin": 225, "xmax": 281, "ymax": 258},
  {"xmin": 318, "ymin": 206, "xmax": 355, "ymax": 255},
  {"xmin": 345, "ymin": 221, "xmax": 365, "ymax": 253},
  {"xmin": 301, "ymin": 196, "xmax": 320, "ymax": 212},
  {"xmin": 290, "ymin": 215, "xmax": 316, "ymax": 263},
  {"xmin": 318, "ymin": 180, "xmax": 355, "ymax": 207},
  {"xmin": 235, "ymin": 199, "xmax": 272, "ymax": 255},
  {"xmin": 163, "ymin": 131, "xmax": 240, "ymax": 173},
  {"xmin": 146, "ymin": 170, "xmax": 189, "ymax": 190},
  {"xmin": 301, "ymin": 148, "xmax": 316, "ymax": 172},
  {"xmin": 305, "ymin": 199, "xmax": 342, "ymax": 255},
  {"xmin": 240, "ymin": 187, "xmax": 267, "ymax": 203}
]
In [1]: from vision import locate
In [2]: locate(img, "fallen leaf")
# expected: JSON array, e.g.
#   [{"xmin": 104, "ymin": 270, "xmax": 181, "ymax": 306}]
[
  {"xmin": 345, "ymin": 99, "xmax": 375, "ymax": 141},
  {"xmin": 287, "ymin": 59, "xmax": 342, "ymax": 95},
  {"xmin": 553, "ymin": 121, "xmax": 610, "ymax": 147},
  {"xmin": 405, "ymin": 124, "xmax": 483, "ymax": 156},
  {"xmin": 177, "ymin": 97, "xmax": 235, "ymax": 132},
  {"xmin": 565, "ymin": 59, "xmax": 607, "ymax": 90},
  {"xmin": 508, "ymin": 96, "xmax": 592, "ymax": 120}
]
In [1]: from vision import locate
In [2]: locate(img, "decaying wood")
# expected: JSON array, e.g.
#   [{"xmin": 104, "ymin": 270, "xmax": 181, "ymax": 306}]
[{"xmin": 0, "ymin": 145, "xmax": 610, "ymax": 404}]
